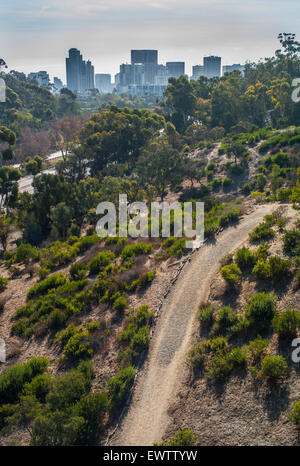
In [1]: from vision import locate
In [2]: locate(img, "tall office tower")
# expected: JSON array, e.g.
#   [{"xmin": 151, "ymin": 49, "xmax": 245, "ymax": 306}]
[
  {"xmin": 66, "ymin": 48, "xmax": 94, "ymax": 93},
  {"xmin": 53, "ymin": 77, "xmax": 63, "ymax": 93},
  {"xmin": 131, "ymin": 50, "xmax": 158, "ymax": 84},
  {"xmin": 95, "ymin": 74, "xmax": 112, "ymax": 93},
  {"xmin": 203, "ymin": 56, "xmax": 221, "ymax": 78},
  {"xmin": 166, "ymin": 62, "xmax": 185, "ymax": 78},
  {"xmin": 28, "ymin": 71, "xmax": 50, "ymax": 87},
  {"xmin": 155, "ymin": 64, "xmax": 168, "ymax": 86},
  {"xmin": 66, "ymin": 48, "xmax": 82, "ymax": 92},
  {"xmin": 191, "ymin": 65, "xmax": 205, "ymax": 80},
  {"xmin": 222, "ymin": 64, "xmax": 245, "ymax": 76}
]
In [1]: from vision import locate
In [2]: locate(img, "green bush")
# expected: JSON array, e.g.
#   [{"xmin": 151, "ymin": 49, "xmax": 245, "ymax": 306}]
[
  {"xmin": 222, "ymin": 177, "xmax": 232, "ymax": 188},
  {"xmin": 187, "ymin": 342, "xmax": 207, "ymax": 370},
  {"xmin": 88, "ymin": 251, "xmax": 115, "ymax": 275},
  {"xmin": 268, "ymin": 256, "xmax": 291, "ymax": 282},
  {"xmin": 283, "ymin": 230, "xmax": 300, "ymax": 256},
  {"xmin": 108, "ymin": 366, "xmax": 136, "ymax": 412},
  {"xmin": 121, "ymin": 242, "xmax": 152, "ymax": 260},
  {"xmin": 219, "ymin": 208, "xmax": 241, "ymax": 227},
  {"xmin": 211, "ymin": 306, "xmax": 239, "ymax": 335},
  {"xmin": 235, "ymin": 247, "xmax": 257, "ymax": 270},
  {"xmin": 0, "ymin": 276, "xmax": 9, "ymax": 292},
  {"xmin": 245, "ymin": 293, "xmax": 276, "ymax": 331},
  {"xmin": 72, "ymin": 392, "xmax": 108, "ymax": 444},
  {"xmin": 160, "ymin": 429, "xmax": 198, "ymax": 446},
  {"xmin": 220, "ymin": 263, "xmax": 242, "ymax": 286},
  {"xmin": 252, "ymin": 259, "xmax": 271, "ymax": 280},
  {"xmin": 27, "ymin": 273, "xmax": 67, "ymax": 300},
  {"xmin": 247, "ymin": 335, "xmax": 269, "ymax": 361},
  {"xmin": 249, "ymin": 223, "xmax": 275, "ymax": 243},
  {"xmin": 288, "ymin": 401, "xmax": 300, "ymax": 426},
  {"xmin": 272, "ymin": 309, "xmax": 300, "ymax": 338},
  {"xmin": 197, "ymin": 304, "xmax": 215, "ymax": 326},
  {"xmin": 69, "ymin": 262, "xmax": 88, "ymax": 281},
  {"xmin": 113, "ymin": 296, "xmax": 128, "ymax": 313},
  {"xmin": 261, "ymin": 355, "xmax": 288, "ymax": 380},
  {"xmin": 0, "ymin": 357, "xmax": 49, "ymax": 404}
]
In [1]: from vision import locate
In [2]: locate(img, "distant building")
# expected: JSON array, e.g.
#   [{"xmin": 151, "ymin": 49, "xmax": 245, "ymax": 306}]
[
  {"xmin": 53, "ymin": 77, "xmax": 63, "ymax": 93},
  {"xmin": 222, "ymin": 64, "xmax": 245, "ymax": 76},
  {"xmin": 28, "ymin": 71, "xmax": 50, "ymax": 87},
  {"xmin": 66, "ymin": 48, "xmax": 94, "ymax": 93},
  {"xmin": 166, "ymin": 62, "xmax": 185, "ymax": 79},
  {"xmin": 203, "ymin": 56, "xmax": 221, "ymax": 78},
  {"xmin": 131, "ymin": 50, "xmax": 158, "ymax": 84},
  {"xmin": 95, "ymin": 74, "xmax": 112, "ymax": 93},
  {"xmin": 191, "ymin": 65, "xmax": 205, "ymax": 80}
]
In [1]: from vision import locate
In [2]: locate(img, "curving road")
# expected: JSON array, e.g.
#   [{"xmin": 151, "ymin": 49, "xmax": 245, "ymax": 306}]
[{"xmin": 111, "ymin": 204, "xmax": 292, "ymax": 446}]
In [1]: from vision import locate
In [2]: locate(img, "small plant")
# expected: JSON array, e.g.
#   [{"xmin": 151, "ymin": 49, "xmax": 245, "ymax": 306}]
[
  {"xmin": 88, "ymin": 251, "xmax": 115, "ymax": 275},
  {"xmin": 0, "ymin": 276, "xmax": 9, "ymax": 292},
  {"xmin": 283, "ymin": 230, "xmax": 300, "ymax": 256},
  {"xmin": 69, "ymin": 262, "xmax": 88, "ymax": 281},
  {"xmin": 245, "ymin": 293, "xmax": 276, "ymax": 332},
  {"xmin": 211, "ymin": 306, "xmax": 239, "ymax": 335},
  {"xmin": 249, "ymin": 223, "xmax": 275, "ymax": 243},
  {"xmin": 197, "ymin": 304, "xmax": 215, "ymax": 326},
  {"xmin": 261, "ymin": 355, "xmax": 288, "ymax": 380},
  {"xmin": 235, "ymin": 247, "xmax": 257, "ymax": 271},
  {"xmin": 247, "ymin": 335, "xmax": 269, "ymax": 361},
  {"xmin": 272, "ymin": 309, "xmax": 300, "ymax": 338},
  {"xmin": 113, "ymin": 296, "xmax": 128, "ymax": 313},
  {"xmin": 187, "ymin": 341, "xmax": 209, "ymax": 370},
  {"xmin": 252, "ymin": 260, "xmax": 271, "ymax": 280},
  {"xmin": 288, "ymin": 401, "xmax": 300, "ymax": 427},
  {"xmin": 220, "ymin": 263, "xmax": 242, "ymax": 287},
  {"xmin": 108, "ymin": 366, "xmax": 136, "ymax": 412},
  {"xmin": 268, "ymin": 256, "xmax": 291, "ymax": 282},
  {"xmin": 121, "ymin": 242, "xmax": 152, "ymax": 260},
  {"xmin": 27, "ymin": 273, "xmax": 67, "ymax": 300},
  {"xmin": 157, "ymin": 429, "xmax": 198, "ymax": 446}
]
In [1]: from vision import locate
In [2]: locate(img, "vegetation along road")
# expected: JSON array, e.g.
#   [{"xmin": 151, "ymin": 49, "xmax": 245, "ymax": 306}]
[{"xmin": 111, "ymin": 203, "xmax": 293, "ymax": 446}]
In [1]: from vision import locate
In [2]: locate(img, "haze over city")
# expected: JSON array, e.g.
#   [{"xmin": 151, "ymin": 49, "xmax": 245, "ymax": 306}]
[{"xmin": 2, "ymin": 0, "xmax": 300, "ymax": 81}]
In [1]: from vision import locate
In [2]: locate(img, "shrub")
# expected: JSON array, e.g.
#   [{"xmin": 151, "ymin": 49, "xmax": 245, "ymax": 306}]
[
  {"xmin": 268, "ymin": 256, "xmax": 291, "ymax": 282},
  {"xmin": 27, "ymin": 273, "xmax": 67, "ymax": 300},
  {"xmin": 163, "ymin": 429, "xmax": 197, "ymax": 446},
  {"xmin": 272, "ymin": 309, "xmax": 300, "ymax": 338},
  {"xmin": 288, "ymin": 401, "xmax": 300, "ymax": 427},
  {"xmin": 69, "ymin": 262, "xmax": 88, "ymax": 281},
  {"xmin": 283, "ymin": 230, "xmax": 300, "ymax": 256},
  {"xmin": 72, "ymin": 392, "xmax": 109, "ymax": 444},
  {"xmin": 235, "ymin": 247, "xmax": 257, "ymax": 270},
  {"xmin": 211, "ymin": 306, "xmax": 239, "ymax": 335},
  {"xmin": 261, "ymin": 355, "xmax": 288, "ymax": 380},
  {"xmin": 245, "ymin": 293, "xmax": 276, "ymax": 331},
  {"xmin": 247, "ymin": 335, "xmax": 269, "ymax": 361},
  {"xmin": 249, "ymin": 223, "xmax": 275, "ymax": 243},
  {"xmin": 220, "ymin": 263, "xmax": 242, "ymax": 286},
  {"xmin": 187, "ymin": 341, "xmax": 209, "ymax": 370},
  {"xmin": 113, "ymin": 296, "xmax": 128, "ymax": 313},
  {"xmin": 219, "ymin": 208, "xmax": 241, "ymax": 227},
  {"xmin": 205, "ymin": 352, "xmax": 234, "ymax": 380},
  {"xmin": 0, "ymin": 357, "xmax": 49, "ymax": 405},
  {"xmin": 88, "ymin": 251, "xmax": 115, "ymax": 275},
  {"xmin": 222, "ymin": 177, "xmax": 232, "ymax": 188},
  {"xmin": 252, "ymin": 260, "xmax": 271, "ymax": 280},
  {"xmin": 46, "ymin": 369, "xmax": 91, "ymax": 411},
  {"xmin": 197, "ymin": 304, "xmax": 215, "ymax": 326},
  {"xmin": 242, "ymin": 183, "xmax": 252, "ymax": 195},
  {"xmin": 108, "ymin": 366, "xmax": 136, "ymax": 412},
  {"xmin": 0, "ymin": 276, "xmax": 9, "ymax": 292},
  {"xmin": 121, "ymin": 242, "xmax": 152, "ymax": 260}
]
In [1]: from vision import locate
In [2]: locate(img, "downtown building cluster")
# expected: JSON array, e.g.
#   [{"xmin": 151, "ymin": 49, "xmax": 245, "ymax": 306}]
[{"xmin": 28, "ymin": 48, "xmax": 245, "ymax": 97}]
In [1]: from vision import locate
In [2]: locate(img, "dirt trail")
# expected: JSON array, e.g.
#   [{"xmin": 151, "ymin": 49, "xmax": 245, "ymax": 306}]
[{"xmin": 111, "ymin": 204, "xmax": 289, "ymax": 446}]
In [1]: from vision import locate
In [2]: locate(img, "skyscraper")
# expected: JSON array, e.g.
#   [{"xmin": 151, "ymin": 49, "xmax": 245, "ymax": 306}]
[
  {"xmin": 95, "ymin": 74, "xmax": 112, "ymax": 93},
  {"xmin": 66, "ymin": 48, "xmax": 94, "ymax": 93},
  {"xmin": 203, "ymin": 56, "xmax": 221, "ymax": 78},
  {"xmin": 131, "ymin": 50, "xmax": 158, "ymax": 84},
  {"xmin": 53, "ymin": 77, "xmax": 63, "ymax": 93},
  {"xmin": 191, "ymin": 65, "xmax": 205, "ymax": 80},
  {"xmin": 222, "ymin": 64, "xmax": 245, "ymax": 76},
  {"xmin": 166, "ymin": 62, "xmax": 185, "ymax": 78}
]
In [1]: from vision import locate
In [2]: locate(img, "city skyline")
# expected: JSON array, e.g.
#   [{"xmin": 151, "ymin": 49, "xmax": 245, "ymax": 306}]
[{"xmin": 2, "ymin": 0, "xmax": 300, "ymax": 81}]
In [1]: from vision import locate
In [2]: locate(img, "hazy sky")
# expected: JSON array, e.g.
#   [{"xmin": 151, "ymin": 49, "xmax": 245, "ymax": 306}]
[{"xmin": 1, "ymin": 0, "xmax": 300, "ymax": 82}]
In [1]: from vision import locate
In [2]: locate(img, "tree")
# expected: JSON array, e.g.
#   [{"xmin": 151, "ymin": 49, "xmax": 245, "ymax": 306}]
[
  {"xmin": 25, "ymin": 156, "xmax": 43, "ymax": 176},
  {"xmin": 136, "ymin": 141, "xmax": 184, "ymax": 200},
  {"xmin": 163, "ymin": 76, "xmax": 197, "ymax": 132},
  {"xmin": 0, "ymin": 166, "xmax": 20, "ymax": 210},
  {"xmin": 50, "ymin": 202, "xmax": 72, "ymax": 240},
  {"xmin": 0, "ymin": 213, "xmax": 10, "ymax": 252},
  {"xmin": 0, "ymin": 126, "xmax": 16, "ymax": 165}
]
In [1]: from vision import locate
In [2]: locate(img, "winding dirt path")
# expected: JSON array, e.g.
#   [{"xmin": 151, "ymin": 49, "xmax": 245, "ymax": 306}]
[{"xmin": 111, "ymin": 204, "xmax": 289, "ymax": 446}]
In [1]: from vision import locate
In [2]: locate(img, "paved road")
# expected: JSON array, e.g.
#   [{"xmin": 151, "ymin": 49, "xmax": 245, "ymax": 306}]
[
  {"xmin": 111, "ymin": 204, "xmax": 290, "ymax": 446},
  {"xmin": 17, "ymin": 150, "xmax": 62, "ymax": 194}
]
